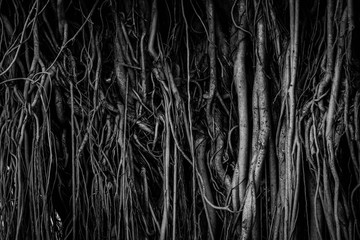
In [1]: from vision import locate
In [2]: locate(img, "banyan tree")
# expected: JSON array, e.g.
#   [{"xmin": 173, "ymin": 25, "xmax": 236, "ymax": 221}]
[{"xmin": 0, "ymin": 0, "xmax": 359, "ymax": 239}]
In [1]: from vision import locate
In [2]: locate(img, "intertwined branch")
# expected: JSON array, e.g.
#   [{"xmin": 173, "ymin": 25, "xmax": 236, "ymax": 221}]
[{"xmin": 0, "ymin": 0, "xmax": 359, "ymax": 240}]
